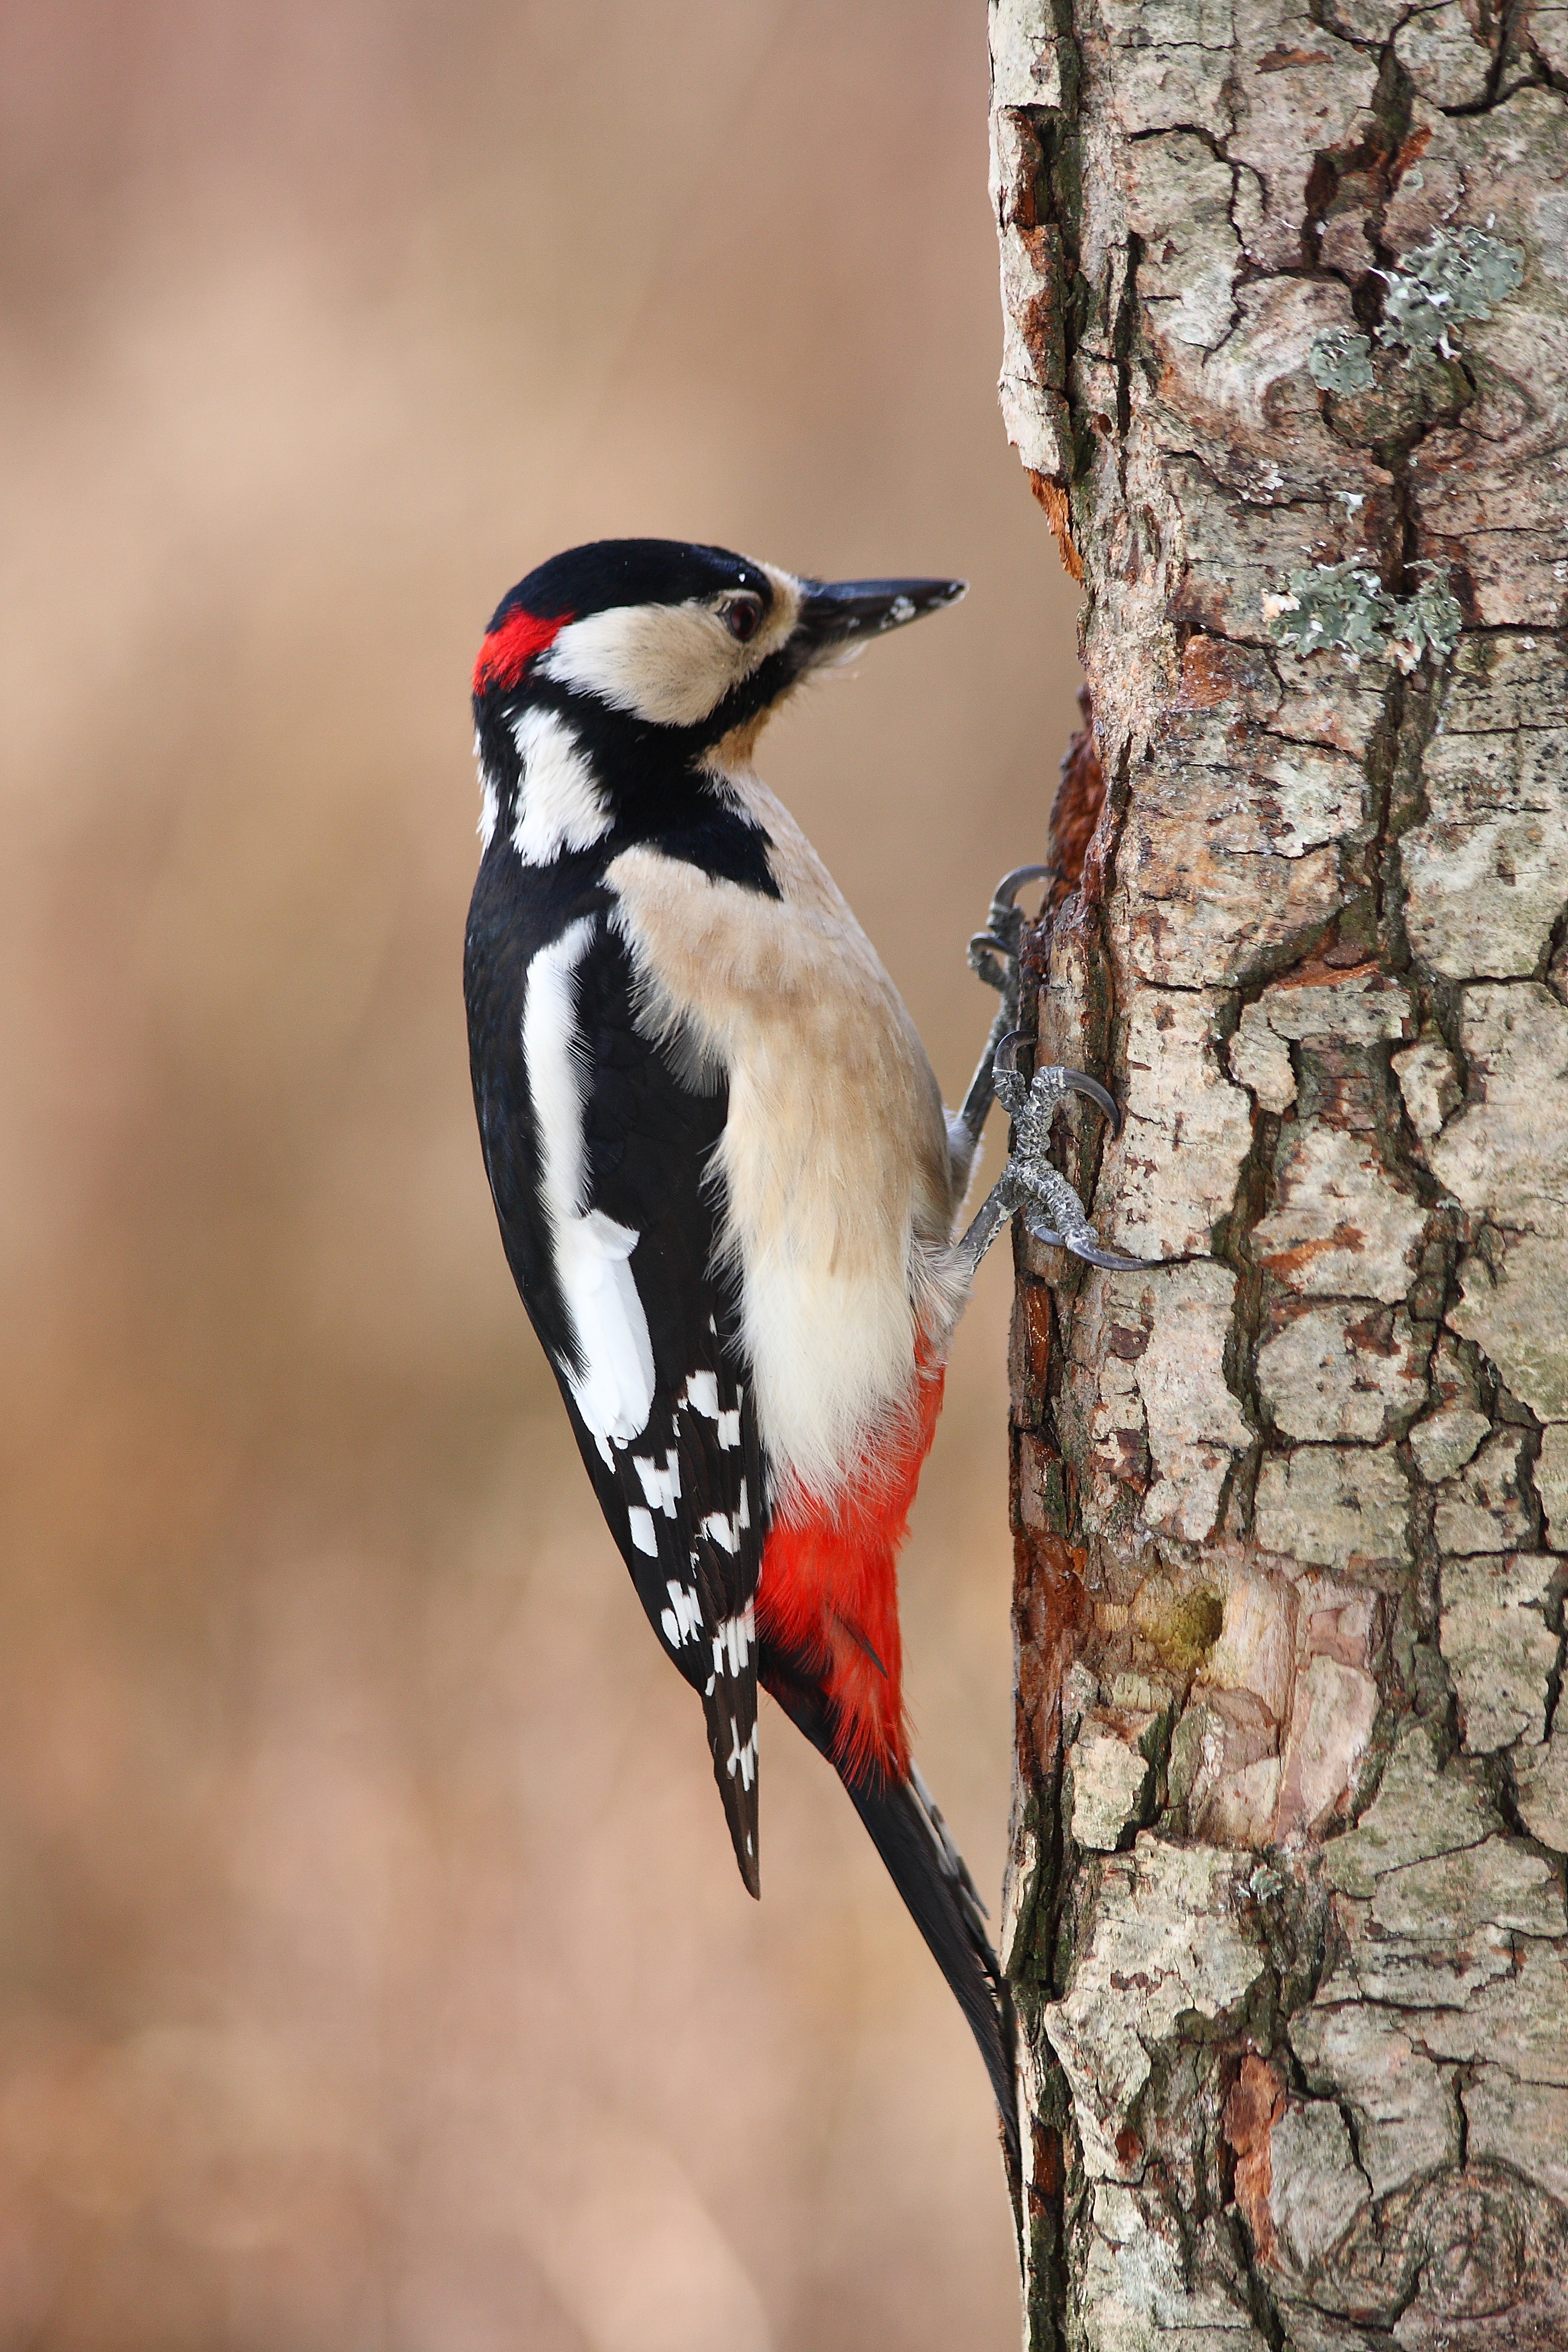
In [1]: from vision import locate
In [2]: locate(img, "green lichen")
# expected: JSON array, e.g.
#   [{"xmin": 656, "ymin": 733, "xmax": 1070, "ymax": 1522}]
[
  {"xmin": 1388, "ymin": 572, "xmax": 1463, "ymax": 673},
  {"xmin": 1308, "ymin": 325, "xmax": 1374, "ymax": 394},
  {"xmin": 1264, "ymin": 560, "xmax": 1463, "ymax": 671},
  {"xmin": 1264, "ymin": 561, "xmax": 1393, "ymax": 659},
  {"xmin": 1377, "ymin": 226, "xmax": 1526, "ymax": 358}
]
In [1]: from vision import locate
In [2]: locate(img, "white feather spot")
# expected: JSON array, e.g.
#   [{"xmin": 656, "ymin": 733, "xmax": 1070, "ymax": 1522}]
[
  {"xmin": 725, "ymin": 1717, "xmax": 759, "ymax": 1790},
  {"xmin": 633, "ymin": 1452, "xmax": 679, "ymax": 1517},
  {"xmin": 683, "ymin": 1370, "xmax": 721, "ymax": 1419},
  {"xmin": 716, "ymin": 1409, "xmax": 741, "ymax": 1449},
  {"xmin": 659, "ymin": 1580, "xmax": 702, "ymax": 1647},
  {"xmin": 627, "ymin": 1506, "xmax": 658, "ymax": 1557},
  {"xmin": 738, "ymin": 1478, "xmax": 751, "ymax": 1530},
  {"xmin": 711, "ymin": 1602, "xmax": 755, "ymax": 1682},
  {"xmin": 523, "ymin": 917, "xmax": 655, "ymax": 1446},
  {"xmin": 701, "ymin": 1510, "xmax": 739, "ymax": 1555},
  {"xmin": 511, "ymin": 707, "xmax": 611, "ymax": 864}
]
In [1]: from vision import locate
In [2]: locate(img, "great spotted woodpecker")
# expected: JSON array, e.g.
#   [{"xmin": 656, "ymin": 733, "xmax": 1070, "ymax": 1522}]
[{"xmin": 463, "ymin": 539, "xmax": 1138, "ymax": 2164}]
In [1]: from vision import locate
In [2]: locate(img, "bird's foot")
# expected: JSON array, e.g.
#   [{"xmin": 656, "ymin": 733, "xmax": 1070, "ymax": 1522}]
[
  {"xmin": 965, "ymin": 863, "xmax": 1051, "ymax": 1036},
  {"xmin": 950, "ymin": 867, "xmax": 1053, "ymax": 1184},
  {"xmin": 960, "ymin": 1036, "xmax": 1151, "ymax": 1275}
]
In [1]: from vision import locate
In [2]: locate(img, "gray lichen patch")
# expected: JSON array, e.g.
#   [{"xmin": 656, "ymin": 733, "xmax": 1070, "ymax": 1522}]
[
  {"xmin": 1386, "ymin": 572, "xmax": 1463, "ymax": 672},
  {"xmin": 1263, "ymin": 560, "xmax": 1462, "ymax": 673},
  {"xmin": 1308, "ymin": 324, "xmax": 1374, "ymax": 394},
  {"xmin": 1377, "ymin": 226, "xmax": 1527, "ymax": 358},
  {"xmin": 1263, "ymin": 562, "xmax": 1393, "ymax": 661}
]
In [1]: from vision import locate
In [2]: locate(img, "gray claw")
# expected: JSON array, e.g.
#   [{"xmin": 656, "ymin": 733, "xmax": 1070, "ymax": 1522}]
[
  {"xmin": 970, "ymin": 869, "xmax": 1052, "ymax": 1001},
  {"xmin": 995, "ymin": 1042, "xmax": 1126, "ymax": 1136},
  {"xmin": 1066, "ymin": 1238, "xmax": 1155, "ymax": 1272},
  {"xmin": 1059, "ymin": 1068, "xmax": 1123, "ymax": 1139},
  {"xmin": 967, "ymin": 930, "xmax": 1013, "ymax": 995},
  {"xmin": 990, "ymin": 863, "xmax": 1052, "ymax": 916}
]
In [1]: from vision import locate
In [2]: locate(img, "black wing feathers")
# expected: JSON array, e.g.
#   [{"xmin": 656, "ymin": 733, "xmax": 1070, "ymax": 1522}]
[
  {"xmin": 466, "ymin": 860, "xmax": 766, "ymax": 1892},
  {"xmin": 566, "ymin": 925, "xmax": 765, "ymax": 1892}
]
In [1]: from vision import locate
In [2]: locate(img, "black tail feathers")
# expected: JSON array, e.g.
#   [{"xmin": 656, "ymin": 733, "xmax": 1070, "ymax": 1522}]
[
  {"xmin": 848, "ymin": 1763, "xmax": 1019, "ymax": 2171},
  {"xmin": 760, "ymin": 1658, "xmax": 1018, "ymax": 2170}
]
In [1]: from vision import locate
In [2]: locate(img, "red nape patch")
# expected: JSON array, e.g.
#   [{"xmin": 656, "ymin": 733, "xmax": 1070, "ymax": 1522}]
[
  {"xmin": 757, "ymin": 1351, "xmax": 947, "ymax": 1788},
  {"xmin": 472, "ymin": 606, "xmax": 572, "ymax": 696}
]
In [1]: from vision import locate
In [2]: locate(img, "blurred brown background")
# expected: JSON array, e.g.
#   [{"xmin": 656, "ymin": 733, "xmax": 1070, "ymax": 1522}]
[{"xmin": 0, "ymin": 5, "xmax": 1082, "ymax": 2345}]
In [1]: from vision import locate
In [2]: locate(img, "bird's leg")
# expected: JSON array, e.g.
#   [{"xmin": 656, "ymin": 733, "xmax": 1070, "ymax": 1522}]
[
  {"xmin": 959, "ymin": 1043, "xmax": 1152, "ymax": 1278},
  {"xmin": 949, "ymin": 864, "xmax": 1051, "ymax": 1194}
]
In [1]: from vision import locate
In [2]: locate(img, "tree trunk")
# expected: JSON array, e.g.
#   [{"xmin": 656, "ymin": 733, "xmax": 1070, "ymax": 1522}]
[{"xmin": 987, "ymin": 1, "xmax": 1568, "ymax": 2345}]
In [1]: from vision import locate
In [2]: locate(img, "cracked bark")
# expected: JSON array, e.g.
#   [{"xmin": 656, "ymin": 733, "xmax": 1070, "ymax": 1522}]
[{"xmin": 988, "ymin": 1, "xmax": 1568, "ymax": 2345}]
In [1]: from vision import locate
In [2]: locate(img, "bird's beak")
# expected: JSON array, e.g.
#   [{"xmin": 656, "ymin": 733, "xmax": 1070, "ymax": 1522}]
[{"xmin": 795, "ymin": 575, "xmax": 967, "ymax": 656}]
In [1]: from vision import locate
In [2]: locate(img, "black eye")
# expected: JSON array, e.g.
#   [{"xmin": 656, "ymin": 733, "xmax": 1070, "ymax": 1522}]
[{"xmin": 722, "ymin": 593, "xmax": 763, "ymax": 643}]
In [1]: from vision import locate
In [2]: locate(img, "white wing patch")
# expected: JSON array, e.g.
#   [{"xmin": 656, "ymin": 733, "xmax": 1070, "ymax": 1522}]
[
  {"xmin": 522, "ymin": 915, "xmax": 655, "ymax": 1447},
  {"xmin": 699, "ymin": 1474, "xmax": 751, "ymax": 1557},
  {"xmin": 511, "ymin": 707, "xmax": 612, "ymax": 864},
  {"xmin": 633, "ymin": 1450, "xmax": 681, "ymax": 1516},
  {"xmin": 679, "ymin": 1375, "xmax": 744, "ymax": 1449},
  {"xmin": 660, "ymin": 1581, "xmax": 702, "ymax": 1647},
  {"xmin": 682, "ymin": 1370, "xmax": 721, "ymax": 1418}
]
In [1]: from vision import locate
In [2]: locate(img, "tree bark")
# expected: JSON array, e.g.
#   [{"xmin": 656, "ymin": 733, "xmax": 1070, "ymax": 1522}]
[{"xmin": 987, "ymin": 2, "xmax": 1568, "ymax": 2345}]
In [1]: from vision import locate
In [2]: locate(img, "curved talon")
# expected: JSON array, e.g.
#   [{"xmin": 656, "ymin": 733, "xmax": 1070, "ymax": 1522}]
[
  {"xmin": 1065, "ymin": 1237, "xmax": 1155, "ymax": 1272},
  {"xmin": 995, "ymin": 1028, "xmax": 1026, "ymax": 1079},
  {"xmin": 1057, "ymin": 1067, "xmax": 1125, "ymax": 1140},
  {"xmin": 969, "ymin": 930, "xmax": 1010, "ymax": 961},
  {"xmin": 992, "ymin": 863, "xmax": 1052, "ymax": 910}
]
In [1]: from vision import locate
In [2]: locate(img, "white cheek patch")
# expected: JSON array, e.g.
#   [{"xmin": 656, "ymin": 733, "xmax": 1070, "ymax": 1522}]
[
  {"xmin": 538, "ymin": 572, "xmax": 802, "ymax": 730},
  {"xmin": 523, "ymin": 915, "xmax": 655, "ymax": 1446},
  {"xmin": 541, "ymin": 604, "xmax": 743, "ymax": 728},
  {"xmin": 511, "ymin": 707, "xmax": 611, "ymax": 864}
]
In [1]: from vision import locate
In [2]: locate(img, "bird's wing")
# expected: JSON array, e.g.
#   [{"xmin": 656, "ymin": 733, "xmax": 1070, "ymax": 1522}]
[{"xmin": 475, "ymin": 900, "xmax": 766, "ymax": 1892}]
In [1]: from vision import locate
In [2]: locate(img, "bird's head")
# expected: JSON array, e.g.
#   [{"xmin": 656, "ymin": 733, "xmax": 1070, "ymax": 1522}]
[{"xmin": 471, "ymin": 538, "xmax": 964, "ymax": 852}]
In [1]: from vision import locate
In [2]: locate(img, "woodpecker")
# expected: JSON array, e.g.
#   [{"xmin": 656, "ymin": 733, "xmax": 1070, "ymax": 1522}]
[{"xmin": 463, "ymin": 539, "xmax": 1138, "ymax": 2166}]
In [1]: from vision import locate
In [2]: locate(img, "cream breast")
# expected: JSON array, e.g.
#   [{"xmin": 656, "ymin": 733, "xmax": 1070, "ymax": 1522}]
[{"xmin": 606, "ymin": 774, "xmax": 966, "ymax": 1504}]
